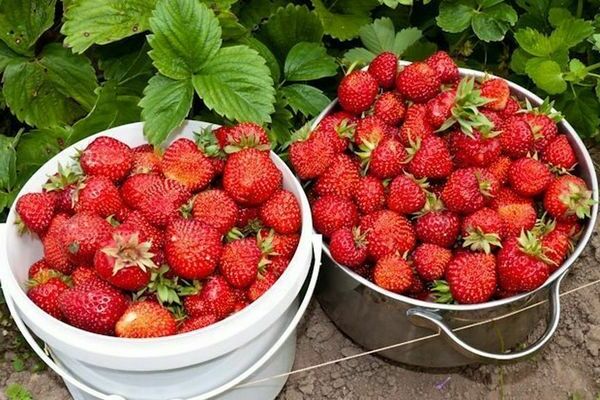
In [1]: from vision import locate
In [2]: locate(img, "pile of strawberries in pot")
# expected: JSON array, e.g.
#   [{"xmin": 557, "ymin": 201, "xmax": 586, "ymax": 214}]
[
  {"xmin": 289, "ymin": 51, "xmax": 594, "ymax": 304},
  {"xmin": 17, "ymin": 124, "xmax": 302, "ymax": 337}
]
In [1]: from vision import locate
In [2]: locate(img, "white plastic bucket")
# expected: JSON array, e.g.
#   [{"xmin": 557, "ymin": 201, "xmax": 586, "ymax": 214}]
[{"xmin": 0, "ymin": 120, "xmax": 323, "ymax": 400}]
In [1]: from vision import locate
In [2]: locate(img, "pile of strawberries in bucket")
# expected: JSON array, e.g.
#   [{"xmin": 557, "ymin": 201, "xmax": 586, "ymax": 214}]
[
  {"xmin": 289, "ymin": 51, "xmax": 594, "ymax": 304},
  {"xmin": 16, "ymin": 124, "xmax": 301, "ymax": 337}
]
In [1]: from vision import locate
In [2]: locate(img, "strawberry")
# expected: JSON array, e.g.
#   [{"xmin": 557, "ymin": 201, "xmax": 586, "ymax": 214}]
[
  {"xmin": 192, "ymin": 189, "xmax": 239, "ymax": 234},
  {"xmin": 28, "ymin": 259, "xmax": 51, "ymax": 279},
  {"xmin": 441, "ymin": 168, "xmax": 499, "ymax": 214},
  {"xmin": 497, "ymin": 203, "xmax": 537, "ymax": 238},
  {"xmin": 445, "ymin": 252, "xmax": 497, "ymax": 304},
  {"xmin": 237, "ymin": 207, "xmax": 260, "ymax": 229},
  {"xmin": 497, "ymin": 232, "xmax": 550, "ymax": 293},
  {"xmin": 373, "ymin": 92, "xmax": 405, "ymax": 126},
  {"xmin": 406, "ymin": 135, "xmax": 453, "ymax": 179},
  {"xmin": 43, "ymin": 164, "xmax": 82, "ymax": 214},
  {"xmin": 74, "ymin": 176, "xmax": 123, "ymax": 218},
  {"xmin": 353, "ymin": 115, "xmax": 389, "ymax": 146},
  {"xmin": 246, "ymin": 270, "xmax": 278, "ymax": 301},
  {"xmin": 120, "ymin": 173, "xmax": 162, "ymax": 209},
  {"xmin": 223, "ymin": 122, "xmax": 270, "ymax": 150},
  {"xmin": 425, "ymin": 89, "xmax": 456, "ymax": 129},
  {"xmin": 395, "ymin": 62, "xmax": 441, "ymax": 103},
  {"xmin": 131, "ymin": 150, "xmax": 161, "ymax": 175},
  {"xmin": 555, "ymin": 219, "xmax": 582, "ymax": 237},
  {"xmin": 480, "ymin": 78, "xmax": 509, "ymax": 111},
  {"xmin": 220, "ymin": 238, "xmax": 263, "ymax": 288},
  {"xmin": 541, "ymin": 135, "xmax": 577, "ymax": 171},
  {"xmin": 214, "ymin": 126, "xmax": 232, "ymax": 148},
  {"xmin": 43, "ymin": 213, "xmax": 73, "ymax": 274},
  {"xmin": 499, "ymin": 116, "xmax": 534, "ymax": 159},
  {"xmin": 165, "ymin": 219, "xmax": 223, "ymax": 280},
  {"xmin": 329, "ymin": 227, "xmax": 368, "ymax": 268},
  {"xmin": 353, "ymin": 175, "xmax": 385, "ymax": 214},
  {"xmin": 503, "ymin": 97, "xmax": 520, "ymax": 116},
  {"xmin": 544, "ymin": 175, "xmax": 594, "ymax": 221},
  {"xmin": 461, "ymin": 207, "xmax": 503, "ymax": 253},
  {"xmin": 120, "ymin": 211, "xmax": 164, "ymax": 256},
  {"xmin": 71, "ymin": 266, "xmax": 98, "ymax": 287},
  {"xmin": 184, "ymin": 275, "xmax": 235, "ymax": 320},
  {"xmin": 480, "ymin": 109, "xmax": 503, "ymax": 131},
  {"xmin": 372, "ymin": 253, "xmax": 413, "ymax": 293},
  {"xmin": 397, "ymin": 104, "xmax": 434, "ymax": 146},
  {"xmin": 488, "ymin": 155, "xmax": 512, "ymax": 185},
  {"xmin": 489, "ymin": 186, "xmax": 533, "ymax": 209},
  {"xmin": 27, "ymin": 277, "xmax": 69, "ymax": 320},
  {"xmin": 80, "ymin": 136, "xmax": 132, "ymax": 182},
  {"xmin": 178, "ymin": 314, "xmax": 218, "ymax": 333},
  {"xmin": 415, "ymin": 210, "xmax": 461, "ymax": 248},
  {"xmin": 269, "ymin": 256, "xmax": 292, "ymax": 277},
  {"xmin": 62, "ymin": 213, "xmax": 112, "ymax": 265},
  {"xmin": 259, "ymin": 190, "xmax": 301, "ymax": 234},
  {"xmin": 447, "ymin": 130, "xmax": 501, "ymax": 168},
  {"xmin": 289, "ymin": 134, "xmax": 335, "ymax": 180},
  {"xmin": 116, "ymin": 301, "xmax": 177, "ymax": 338},
  {"xmin": 94, "ymin": 229, "xmax": 157, "ymax": 291},
  {"xmin": 58, "ymin": 283, "xmax": 129, "ymax": 335},
  {"xmin": 368, "ymin": 52, "xmax": 398, "ymax": 88},
  {"xmin": 258, "ymin": 229, "xmax": 299, "ymax": 260},
  {"xmin": 541, "ymin": 229, "xmax": 571, "ymax": 272},
  {"xmin": 312, "ymin": 195, "xmax": 358, "ymax": 237},
  {"xmin": 337, "ymin": 70, "xmax": 378, "ymax": 114},
  {"xmin": 523, "ymin": 112, "xmax": 558, "ymax": 152},
  {"xmin": 507, "ymin": 157, "xmax": 552, "ymax": 197},
  {"xmin": 313, "ymin": 154, "xmax": 360, "ymax": 199},
  {"xmin": 412, "ymin": 243, "xmax": 451, "ymax": 281},
  {"xmin": 161, "ymin": 138, "xmax": 214, "ymax": 192},
  {"xmin": 360, "ymin": 137, "xmax": 406, "ymax": 179},
  {"xmin": 223, "ymin": 148, "xmax": 282, "ymax": 206},
  {"xmin": 360, "ymin": 210, "xmax": 416, "ymax": 260},
  {"xmin": 312, "ymin": 112, "xmax": 356, "ymax": 153},
  {"xmin": 387, "ymin": 175, "xmax": 427, "ymax": 215},
  {"xmin": 137, "ymin": 178, "xmax": 191, "ymax": 227},
  {"xmin": 15, "ymin": 192, "xmax": 56, "ymax": 234},
  {"xmin": 425, "ymin": 51, "xmax": 459, "ymax": 83}
]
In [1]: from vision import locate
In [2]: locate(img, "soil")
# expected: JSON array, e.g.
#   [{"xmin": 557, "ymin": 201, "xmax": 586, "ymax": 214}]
[{"xmin": 3, "ymin": 152, "xmax": 600, "ymax": 400}]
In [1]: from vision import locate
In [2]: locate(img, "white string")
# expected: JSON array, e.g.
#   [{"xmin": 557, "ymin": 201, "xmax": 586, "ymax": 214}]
[{"xmin": 237, "ymin": 277, "xmax": 600, "ymax": 388}]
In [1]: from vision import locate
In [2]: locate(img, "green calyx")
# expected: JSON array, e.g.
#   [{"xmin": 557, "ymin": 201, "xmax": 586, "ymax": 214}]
[
  {"xmin": 415, "ymin": 192, "xmax": 445, "ymax": 217},
  {"xmin": 404, "ymin": 136, "xmax": 421, "ymax": 164},
  {"xmin": 517, "ymin": 230, "xmax": 554, "ymax": 265},
  {"xmin": 559, "ymin": 182, "xmax": 596, "ymax": 219},
  {"xmin": 195, "ymin": 127, "xmax": 225, "ymax": 159},
  {"xmin": 431, "ymin": 280, "xmax": 454, "ymax": 304},
  {"xmin": 223, "ymin": 132, "xmax": 271, "ymax": 154},
  {"xmin": 136, "ymin": 265, "xmax": 201, "ymax": 306},
  {"xmin": 352, "ymin": 226, "xmax": 368, "ymax": 249},
  {"xmin": 532, "ymin": 213, "xmax": 556, "ymax": 237},
  {"xmin": 354, "ymin": 139, "xmax": 377, "ymax": 174},
  {"xmin": 101, "ymin": 232, "xmax": 157, "ymax": 275},
  {"xmin": 335, "ymin": 118, "xmax": 356, "ymax": 140},
  {"xmin": 256, "ymin": 229, "xmax": 276, "ymax": 257},
  {"xmin": 475, "ymin": 171, "xmax": 494, "ymax": 198},
  {"xmin": 180, "ymin": 196, "xmax": 195, "ymax": 219},
  {"xmin": 522, "ymin": 97, "xmax": 563, "ymax": 122},
  {"xmin": 462, "ymin": 228, "xmax": 502, "ymax": 254},
  {"xmin": 42, "ymin": 163, "xmax": 83, "ymax": 192}
]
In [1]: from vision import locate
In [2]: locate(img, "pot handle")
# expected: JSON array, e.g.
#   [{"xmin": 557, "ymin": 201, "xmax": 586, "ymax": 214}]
[
  {"xmin": 406, "ymin": 273, "xmax": 565, "ymax": 363},
  {"xmin": 3, "ymin": 233, "xmax": 323, "ymax": 400}
]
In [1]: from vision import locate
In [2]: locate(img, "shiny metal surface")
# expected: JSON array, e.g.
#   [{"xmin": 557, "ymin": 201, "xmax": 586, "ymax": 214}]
[{"xmin": 314, "ymin": 63, "xmax": 599, "ymax": 367}]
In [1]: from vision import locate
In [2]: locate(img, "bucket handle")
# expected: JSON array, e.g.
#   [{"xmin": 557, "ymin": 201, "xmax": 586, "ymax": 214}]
[
  {"xmin": 5, "ymin": 234, "xmax": 323, "ymax": 400},
  {"xmin": 406, "ymin": 272, "xmax": 565, "ymax": 363}
]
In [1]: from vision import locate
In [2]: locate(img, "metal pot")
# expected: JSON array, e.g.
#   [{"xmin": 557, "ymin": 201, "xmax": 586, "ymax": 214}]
[{"xmin": 314, "ymin": 64, "xmax": 599, "ymax": 368}]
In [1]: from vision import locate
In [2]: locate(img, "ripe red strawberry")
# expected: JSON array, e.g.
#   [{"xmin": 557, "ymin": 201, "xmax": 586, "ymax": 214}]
[
  {"xmin": 396, "ymin": 62, "xmax": 441, "ymax": 103},
  {"xmin": 74, "ymin": 176, "xmax": 123, "ymax": 218},
  {"xmin": 220, "ymin": 238, "xmax": 263, "ymax": 288},
  {"xmin": 461, "ymin": 207, "xmax": 503, "ymax": 253},
  {"xmin": 360, "ymin": 210, "xmax": 416, "ymax": 260},
  {"xmin": 446, "ymin": 252, "xmax": 497, "ymax": 304},
  {"xmin": 312, "ymin": 111, "xmax": 356, "ymax": 153},
  {"xmin": 259, "ymin": 190, "xmax": 301, "ymax": 234},
  {"xmin": 447, "ymin": 130, "xmax": 501, "ymax": 168},
  {"xmin": 373, "ymin": 92, "xmax": 405, "ymax": 126},
  {"xmin": 406, "ymin": 135, "xmax": 453, "ymax": 179},
  {"xmin": 412, "ymin": 243, "xmax": 451, "ymax": 281},
  {"xmin": 541, "ymin": 230, "xmax": 571, "ymax": 272},
  {"xmin": 555, "ymin": 219, "xmax": 582, "ymax": 237},
  {"xmin": 372, "ymin": 253, "xmax": 413, "ymax": 293},
  {"xmin": 368, "ymin": 52, "xmax": 398, "ymax": 88},
  {"xmin": 137, "ymin": 178, "xmax": 191, "ymax": 227},
  {"xmin": 161, "ymin": 138, "xmax": 214, "ymax": 192},
  {"xmin": 237, "ymin": 206, "xmax": 260, "ymax": 229},
  {"xmin": 387, "ymin": 175, "xmax": 426, "ymax": 214},
  {"xmin": 58, "ymin": 283, "xmax": 128, "ymax": 335},
  {"xmin": 15, "ymin": 192, "xmax": 56, "ymax": 234},
  {"xmin": 267, "ymin": 256, "xmax": 291, "ymax": 277},
  {"xmin": 353, "ymin": 115, "xmax": 389, "ymax": 146},
  {"xmin": 120, "ymin": 210, "xmax": 164, "ymax": 255},
  {"xmin": 28, "ymin": 259, "xmax": 51, "ymax": 279},
  {"xmin": 289, "ymin": 134, "xmax": 335, "ymax": 180},
  {"xmin": 507, "ymin": 157, "xmax": 552, "ymax": 197},
  {"xmin": 43, "ymin": 164, "xmax": 82, "ymax": 214},
  {"xmin": 214, "ymin": 126, "xmax": 232, "ymax": 148},
  {"xmin": 131, "ymin": 150, "xmax": 161, "ymax": 175},
  {"xmin": 223, "ymin": 148, "xmax": 282, "ymax": 206},
  {"xmin": 120, "ymin": 173, "xmax": 162, "ymax": 209},
  {"xmin": 488, "ymin": 155, "xmax": 512, "ymax": 185},
  {"xmin": 313, "ymin": 154, "xmax": 360, "ymax": 199},
  {"xmin": 192, "ymin": 189, "xmax": 239, "ymax": 234},
  {"xmin": 329, "ymin": 227, "xmax": 368, "ymax": 268},
  {"xmin": 224, "ymin": 122, "xmax": 270, "ymax": 150},
  {"xmin": 415, "ymin": 210, "xmax": 461, "ymax": 248},
  {"xmin": 503, "ymin": 97, "xmax": 520, "ymax": 116},
  {"xmin": 43, "ymin": 213, "xmax": 73, "ymax": 274},
  {"xmin": 62, "ymin": 213, "xmax": 112, "ymax": 265},
  {"xmin": 116, "ymin": 301, "xmax": 177, "ymax": 338},
  {"xmin": 541, "ymin": 135, "xmax": 577, "ymax": 171},
  {"xmin": 258, "ymin": 229, "xmax": 299, "ymax": 260},
  {"xmin": 312, "ymin": 195, "xmax": 358, "ymax": 237},
  {"xmin": 362, "ymin": 137, "xmax": 407, "ymax": 179},
  {"xmin": 94, "ymin": 229, "xmax": 157, "ymax": 291},
  {"xmin": 337, "ymin": 70, "xmax": 378, "ymax": 114},
  {"xmin": 71, "ymin": 266, "xmax": 98, "ymax": 287},
  {"xmin": 27, "ymin": 277, "xmax": 69, "ymax": 320},
  {"xmin": 178, "ymin": 314, "xmax": 218, "ymax": 333},
  {"xmin": 499, "ymin": 116, "xmax": 534, "ymax": 159},
  {"xmin": 425, "ymin": 51, "xmax": 459, "ymax": 83},
  {"xmin": 497, "ymin": 232, "xmax": 550, "ymax": 292},
  {"xmin": 165, "ymin": 219, "xmax": 222, "ymax": 280},
  {"xmin": 544, "ymin": 175, "xmax": 594, "ymax": 221},
  {"xmin": 80, "ymin": 136, "xmax": 132, "ymax": 182},
  {"xmin": 353, "ymin": 175, "xmax": 385, "ymax": 214},
  {"xmin": 184, "ymin": 275, "xmax": 235, "ymax": 320},
  {"xmin": 441, "ymin": 168, "xmax": 499, "ymax": 214},
  {"xmin": 523, "ymin": 112, "xmax": 558, "ymax": 152},
  {"xmin": 480, "ymin": 78, "xmax": 509, "ymax": 111},
  {"xmin": 246, "ymin": 269, "xmax": 278, "ymax": 301},
  {"xmin": 398, "ymin": 104, "xmax": 434, "ymax": 146},
  {"xmin": 497, "ymin": 203, "xmax": 537, "ymax": 238},
  {"xmin": 489, "ymin": 186, "xmax": 533, "ymax": 209},
  {"xmin": 425, "ymin": 89, "xmax": 456, "ymax": 129}
]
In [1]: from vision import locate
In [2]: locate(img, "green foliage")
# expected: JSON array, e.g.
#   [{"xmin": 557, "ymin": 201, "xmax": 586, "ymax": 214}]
[{"xmin": 5, "ymin": 384, "xmax": 33, "ymax": 400}]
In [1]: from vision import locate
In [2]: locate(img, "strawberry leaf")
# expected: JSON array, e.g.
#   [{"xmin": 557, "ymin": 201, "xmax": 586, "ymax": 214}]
[
  {"xmin": 311, "ymin": 0, "xmax": 371, "ymax": 41},
  {"xmin": 62, "ymin": 0, "xmax": 157, "ymax": 53},
  {"xmin": 556, "ymin": 86, "xmax": 600, "ymax": 139},
  {"xmin": 525, "ymin": 58, "xmax": 567, "ymax": 94},
  {"xmin": 15, "ymin": 127, "xmax": 70, "ymax": 187},
  {"xmin": 241, "ymin": 37, "xmax": 281, "ymax": 84},
  {"xmin": 359, "ymin": 17, "xmax": 396, "ymax": 54},
  {"xmin": 0, "ymin": 0, "xmax": 56, "ymax": 56},
  {"xmin": 0, "ymin": 41, "xmax": 25, "ymax": 73},
  {"xmin": 0, "ymin": 134, "xmax": 18, "ymax": 190},
  {"xmin": 281, "ymin": 83, "xmax": 331, "ymax": 117},
  {"xmin": 284, "ymin": 42, "xmax": 337, "ymax": 81},
  {"xmin": 436, "ymin": 0, "xmax": 475, "ymax": 34},
  {"xmin": 471, "ymin": 3, "xmax": 517, "ymax": 42}
]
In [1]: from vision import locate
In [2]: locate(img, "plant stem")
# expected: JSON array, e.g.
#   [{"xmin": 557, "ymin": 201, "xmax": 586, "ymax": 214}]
[{"xmin": 586, "ymin": 62, "xmax": 600, "ymax": 72}]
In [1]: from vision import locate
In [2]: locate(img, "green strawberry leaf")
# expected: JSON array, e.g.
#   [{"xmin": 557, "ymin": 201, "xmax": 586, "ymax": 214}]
[
  {"xmin": 199, "ymin": 0, "xmax": 238, "ymax": 10},
  {"xmin": 269, "ymin": 94, "xmax": 293, "ymax": 145},
  {"xmin": 280, "ymin": 83, "xmax": 331, "ymax": 117},
  {"xmin": 525, "ymin": 58, "xmax": 566, "ymax": 94},
  {"xmin": 343, "ymin": 47, "xmax": 376, "ymax": 66},
  {"xmin": 563, "ymin": 59, "xmax": 587, "ymax": 83},
  {"xmin": 436, "ymin": 0, "xmax": 475, "ymax": 34},
  {"xmin": 97, "ymin": 40, "xmax": 155, "ymax": 96},
  {"xmin": 284, "ymin": 42, "xmax": 337, "ymax": 82},
  {"xmin": 514, "ymin": 27, "xmax": 555, "ymax": 57},
  {"xmin": 471, "ymin": 3, "xmax": 517, "ymax": 42},
  {"xmin": 402, "ymin": 39, "xmax": 437, "ymax": 61},
  {"xmin": 556, "ymin": 87, "xmax": 600, "ymax": 139},
  {"xmin": 217, "ymin": 10, "xmax": 248, "ymax": 41},
  {"xmin": 237, "ymin": 0, "xmax": 287, "ymax": 30},
  {"xmin": 510, "ymin": 47, "xmax": 532, "ymax": 74},
  {"xmin": 192, "ymin": 45, "xmax": 275, "ymax": 124},
  {"xmin": 148, "ymin": 0, "xmax": 222, "ymax": 80},
  {"xmin": 0, "ymin": 0, "xmax": 56, "ymax": 55},
  {"xmin": 358, "ymin": 17, "xmax": 395, "ymax": 54},
  {"xmin": 311, "ymin": 0, "xmax": 371, "ymax": 41},
  {"xmin": 62, "ymin": 0, "xmax": 157, "ymax": 53},
  {"xmin": 241, "ymin": 37, "xmax": 281, "ymax": 84},
  {"xmin": 0, "ymin": 41, "xmax": 26, "ymax": 73},
  {"xmin": 550, "ymin": 18, "xmax": 594, "ymax": 50},
  {"xmin": 15, "ymin": 127, "xmax": 70, "ymax": 187},
  {"xmin": 140, "ymin": 74, "xmax": 194, "ymax": 146},
  {"xmin": 547, "ymin": 7, "xmax": 572, "ymax": 27},
  {"xmin": 0, "ymin": 133, "xmax": 18, "ymax": 190},
  {"xmin": 393, "ymin": 27, "xmax": 423, "ymax": 55}
]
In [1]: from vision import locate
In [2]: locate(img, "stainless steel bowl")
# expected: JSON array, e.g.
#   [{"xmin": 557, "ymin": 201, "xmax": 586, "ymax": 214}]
[{"xmin": 314, "ymin": 63, "xmax": 599, "ymax": 367}]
